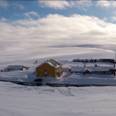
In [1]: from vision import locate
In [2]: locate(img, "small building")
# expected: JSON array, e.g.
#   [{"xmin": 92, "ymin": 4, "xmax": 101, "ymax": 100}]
[
  {"xmin": 1, "ymin": 65, "xmax": 29, "ymax": 72},
  {"xmin": 36, "ymin": 59, "xmax": 63, "ymax": 78}
]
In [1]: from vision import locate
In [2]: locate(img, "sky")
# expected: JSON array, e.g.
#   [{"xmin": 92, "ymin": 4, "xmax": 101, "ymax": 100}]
[{"xmin": 0, "ymin": 0, "xmax": 116, "ymax": 61}]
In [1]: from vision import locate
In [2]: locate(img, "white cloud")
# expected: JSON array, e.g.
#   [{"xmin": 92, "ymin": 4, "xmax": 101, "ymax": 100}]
[
  {"xmin": 0, "ymin": 0, "xmax": 8, "ymax": 8},
  {"xmin": 39, "ymin": 0, "xmax": 92, "ymax": 9},
  {"xmin": 24, "ymin": 11, "xmax": 39, "ymax": 19},
  {"xmin": 97, "ymin": 0, "xmax": 116, "ymax": 8},
  {"xmin": 74, "ymin": 0, "xmax": 92, "ymax": 6},
  {"xmin": 111, "ymin": 16, "xmax": 116, "ymax": 22},
  {"xmin": 39, "ymin": 0, "xmax": 70, "ymax": 9},
  {"xmin": 97, "ymin": 0, "xmax": 110, "ymax": 8},
  {"xmin": 0, "ymin": 17, "xmax": 7, "ymax": 22},
  {"xmin": 0, "ymin": 14, "xmax": 116, "ymax": 61}
]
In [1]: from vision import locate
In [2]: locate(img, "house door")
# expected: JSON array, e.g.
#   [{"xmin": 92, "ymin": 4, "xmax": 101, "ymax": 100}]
[{"xmin": 44, "ymin": 70, "xmax": 48, "ymax": 76}]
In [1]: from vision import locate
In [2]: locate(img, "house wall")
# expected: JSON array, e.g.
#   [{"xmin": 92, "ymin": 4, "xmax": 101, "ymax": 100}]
[
  {"xmin": 55, "ymin": 67, "xmax": 63, "ymax": 77},
  {"xmin": 36, "ymin": 63, "xmax": 63, "ymax": 78}
]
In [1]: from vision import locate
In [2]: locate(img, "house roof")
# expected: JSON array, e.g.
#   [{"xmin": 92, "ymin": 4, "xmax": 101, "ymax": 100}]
[{"xmin": 45, "ymin": 59, "xmax": 61, "ymax": 68}]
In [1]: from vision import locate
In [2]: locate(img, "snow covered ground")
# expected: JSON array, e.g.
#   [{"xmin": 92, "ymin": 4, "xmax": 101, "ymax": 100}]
[
  {"xmin": 1, "ymin": 81, "xmax": 116, "ymax": 116},
  {"xmin": 0, "ymin": 47, "xmax": 116, "ymax": 116}
]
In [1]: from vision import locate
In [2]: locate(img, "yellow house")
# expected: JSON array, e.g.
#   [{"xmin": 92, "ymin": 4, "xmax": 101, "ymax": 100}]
[{"xmin": 36, "ymin": 59, "xmax": 63, "ymax": 78}]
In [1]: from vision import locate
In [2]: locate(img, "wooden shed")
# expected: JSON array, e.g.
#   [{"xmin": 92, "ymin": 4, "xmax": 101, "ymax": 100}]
[{"xmin": 36, "ymin": 59, "xmax": 63, "ymax": 78}]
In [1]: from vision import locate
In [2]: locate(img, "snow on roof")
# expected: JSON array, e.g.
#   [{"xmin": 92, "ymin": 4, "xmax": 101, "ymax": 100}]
[{"xmin": 46, "ymin": 59, "xmax": 61, "ymax": 68}]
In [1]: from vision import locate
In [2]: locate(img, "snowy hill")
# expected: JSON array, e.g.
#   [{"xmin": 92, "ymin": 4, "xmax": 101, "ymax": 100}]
[{"xmin": 0, "ymin": 47, "xmax": 116, "ymax": 86}]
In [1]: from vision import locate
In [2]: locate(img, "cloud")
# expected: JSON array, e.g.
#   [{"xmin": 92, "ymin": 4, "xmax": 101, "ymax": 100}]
[
  {"xmin": 0, "ymin": 14, "xmax": 116, "ymax": 61},
  {"xmin": 97, "ymin": 0, "xmax": 116, "ymax": 8},
  {"xmin": 111, "ymin": 16, "xmax": 116, "ymax": 23},
  {"xmin": 74, "ymin": 0, "xmax": 92, "ymax": 7},
  {"xmin": 39, "ymin": 0, "xmax": 70, "ymax": 9},
  {"xmin": 24, "ymin": 11, "xmax": 39, "ymax": 19},
  {"xmin": 39, "ymin": 0, "xmax": 92, "ymax": 9},
  {"xmin": 0, "ymin": 0, "xmax": 8, "ymax": 8},
  {"xmin": 1, "ymin": 14, "xmax": 116, "ymax": 45},
  {"xmin": 0, "ymin": 17, "xmax": 7, "ymax": 22}
]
